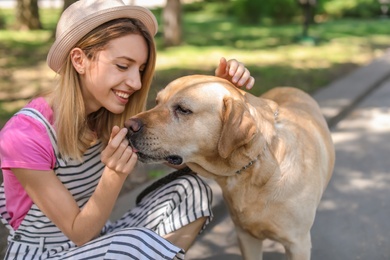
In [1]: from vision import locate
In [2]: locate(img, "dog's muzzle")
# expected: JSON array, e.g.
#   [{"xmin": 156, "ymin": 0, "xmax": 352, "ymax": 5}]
[{"xmin": 124, "ymin": 118, "xmax": 184, "ymax": 165}]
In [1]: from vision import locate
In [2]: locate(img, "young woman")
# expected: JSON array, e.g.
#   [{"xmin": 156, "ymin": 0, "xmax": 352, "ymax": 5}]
[{"xmin": 0, "ymin": 0, "xmax": 255, "ymax": 259}]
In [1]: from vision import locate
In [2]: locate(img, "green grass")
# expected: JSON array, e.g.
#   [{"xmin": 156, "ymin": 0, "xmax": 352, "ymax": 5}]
[{"xmin": 1, "ymin": 7, "xmax": 390, "ymax": 126}]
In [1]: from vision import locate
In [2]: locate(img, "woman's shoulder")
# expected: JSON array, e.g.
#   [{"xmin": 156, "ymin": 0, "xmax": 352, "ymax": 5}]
[
  {"xmin": 0, "ymin": 97, "xmax": 56, "ymax": 169},
  {"xmin": 0, "ymin": 97, "xmax": 53, "ymax": 140},
  {"xmin": 24, "ymin": 97, "xmax": 54, "ymax": 124}
]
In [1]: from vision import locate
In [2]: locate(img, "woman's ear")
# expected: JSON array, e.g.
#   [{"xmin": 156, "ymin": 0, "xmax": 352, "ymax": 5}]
[{"xmin": 70, "ymin": 48, "xmax": 87, "ymax": 74}]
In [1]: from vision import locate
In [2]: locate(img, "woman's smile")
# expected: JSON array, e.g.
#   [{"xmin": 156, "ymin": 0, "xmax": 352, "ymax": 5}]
[{"xmin": 113, "ymin": 89, "xmax": 131, "ymax": 104}]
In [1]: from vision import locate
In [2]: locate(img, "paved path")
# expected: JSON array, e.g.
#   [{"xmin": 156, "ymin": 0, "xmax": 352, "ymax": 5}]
[{"xmin": 310, "ymin": 61, "xmax": 390, "ymax": 260}]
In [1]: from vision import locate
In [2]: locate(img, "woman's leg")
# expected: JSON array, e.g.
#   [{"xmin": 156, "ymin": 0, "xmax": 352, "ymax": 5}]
[
  {"xmin": 43, "ymin": 227, "xmax": 184, "ymax": 260},
  {"xmin": 33, "ymin": 170, "xmax": 212, "ymax": 260},
  {"xmin": 164, "ymin": 216, "xmax": 208, "ymax": 251},
  {"xmin": 108, "ymin": 170, "xmax": 213, "ymax": 250}
]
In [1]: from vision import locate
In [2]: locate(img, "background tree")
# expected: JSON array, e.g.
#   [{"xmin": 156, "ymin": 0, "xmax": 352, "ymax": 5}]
[
  {"xmin": 47, "ymin": 0, "xmax": 77, "ymax": 38},
  {"xmin": 0, "ymin": 10, "xmax": 5, "ymax": 29},
  {"xmin": 15, "ymin": 0, "xmax": 42, "ymax": 30},
  {"xmin": 296, "ymin": 0, "xmax": 317, "ymax": 38},
  {"xmin": 63, "ymin": 0, "xmax": 78, "ymax": 12},
  {"xmin": 163, "ymin": 0, "xmax": 182, "ymax": 47},
  {"xmin": 233, "ymin": 0, "xmax": 299, "ymax": 24}
]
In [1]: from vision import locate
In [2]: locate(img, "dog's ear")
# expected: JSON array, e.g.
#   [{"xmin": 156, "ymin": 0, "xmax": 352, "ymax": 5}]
[{"xmin": 218, "ymin": 97, "xmax": 257, "ymax": 159}]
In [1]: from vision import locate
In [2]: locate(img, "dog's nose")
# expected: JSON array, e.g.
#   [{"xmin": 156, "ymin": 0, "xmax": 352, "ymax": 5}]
[{"xmin": 125, "ymin": 118, "xmax": 144, "ymax": 133}]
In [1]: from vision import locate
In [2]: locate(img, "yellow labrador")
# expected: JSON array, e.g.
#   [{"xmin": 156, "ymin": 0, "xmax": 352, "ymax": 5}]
[{"xmin": 125, "ymin": 75, "xmax": 335, "ymax": 260}]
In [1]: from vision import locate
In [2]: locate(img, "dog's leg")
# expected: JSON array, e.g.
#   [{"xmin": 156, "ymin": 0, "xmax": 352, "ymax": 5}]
[
  {"xmin": 235, "ymin": 226, "xmax": 264, "ymax": 260},
  {"xmin": 284, "ymin": 232, "xmax": 311, "ymax": 260}
]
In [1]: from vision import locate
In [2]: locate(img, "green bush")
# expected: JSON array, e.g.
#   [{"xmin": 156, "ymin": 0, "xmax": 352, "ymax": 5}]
[
  {"xmin": 264, "ymin": 0, "xmax": 301, "ymax": 24},
  {"xmin": 233, "ymin": 0, "xmax": 263, "ymax": 24},
  {"xmin": 184, "ymin": 0, "xmax": 384, "ymax": 24},
  {"xmin": 322, "ymin": 0, "xmax": 383, "ymax": 18},
  {"xmin": 182, "ymin": 0, "xmax": 233, "ymax": 17},
  {"xmin": 0, "ymin": 15, "xmax": 5, "ymax": 29},
  {"xmin": 233, "ymin": 0, "xmax": 301, "ymax": 24}
]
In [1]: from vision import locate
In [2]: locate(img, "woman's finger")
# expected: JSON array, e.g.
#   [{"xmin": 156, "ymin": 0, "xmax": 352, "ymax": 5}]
[{"xmin": 101, "ymin": 127, "xmax": 128, "ymax": 165}]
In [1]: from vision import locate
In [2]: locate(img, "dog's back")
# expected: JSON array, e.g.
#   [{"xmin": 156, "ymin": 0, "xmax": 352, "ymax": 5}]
[
  {"xmin": 261, "ymin": 87, "xmax": 335, "ymax": 192},
  {"xmin": 219, "ymin": 86, "xmax": 335, "ymax": 259}
]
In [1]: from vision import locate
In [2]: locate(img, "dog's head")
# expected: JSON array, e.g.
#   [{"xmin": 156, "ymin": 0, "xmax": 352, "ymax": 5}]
[{"xmin": 125, "ymin": 75, "xmax": 269, "ymax": 177}]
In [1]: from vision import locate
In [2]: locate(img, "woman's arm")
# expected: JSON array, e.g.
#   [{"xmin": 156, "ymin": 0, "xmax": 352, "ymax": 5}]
[{"xmin": 12, "ymin": 126, "xmax": 137, "ymax": 246}]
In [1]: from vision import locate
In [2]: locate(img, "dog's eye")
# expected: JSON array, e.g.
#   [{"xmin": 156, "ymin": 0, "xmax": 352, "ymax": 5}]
[{"xmin": 175, "ymin": 105, "xmax": 192, "ymax": 115}]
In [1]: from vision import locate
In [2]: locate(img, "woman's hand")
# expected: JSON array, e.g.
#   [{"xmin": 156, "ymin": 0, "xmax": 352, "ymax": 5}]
[
  {"xmin": 101, "ymin": 126, "xmax": 137, "ymax": 176},
  {"xmin": 215, "ymin": 57, "xmax": 255, "ymax": 90}
]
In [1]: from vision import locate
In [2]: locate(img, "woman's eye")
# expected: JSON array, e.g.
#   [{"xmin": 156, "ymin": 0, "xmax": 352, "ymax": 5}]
[{"xmin": 116, "ymin": 64, "xmax": 128, "ymax": 70}]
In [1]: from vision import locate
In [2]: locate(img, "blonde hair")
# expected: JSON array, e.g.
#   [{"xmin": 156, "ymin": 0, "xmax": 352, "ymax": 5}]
[{"xmin": 51, "ymin": 18, "xmax": 156, "ymax": 161}]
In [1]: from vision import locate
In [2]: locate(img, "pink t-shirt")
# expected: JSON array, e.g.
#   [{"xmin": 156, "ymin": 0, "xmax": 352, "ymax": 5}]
[{"xmin": 0, "ymin": 97, "xmax": 56, "ymax": 229}]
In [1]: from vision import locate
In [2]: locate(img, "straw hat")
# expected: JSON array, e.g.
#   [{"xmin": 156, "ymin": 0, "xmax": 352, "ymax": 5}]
[{"xmin": 47, "ymin": 0, "xmax": 158, "ymax": 73}]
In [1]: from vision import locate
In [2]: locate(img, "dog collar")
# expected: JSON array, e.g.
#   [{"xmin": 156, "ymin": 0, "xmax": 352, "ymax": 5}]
[
  {"xmin": 274, "ymin": 108, "xmax": 279, "ymax": 121},
  {"xmin": 235, "ymin": 155, "xmax": 260, "ymax": 174},
  {"xmin": 235, "ymin": 108, "xmax": 277, "ymax": 174}
]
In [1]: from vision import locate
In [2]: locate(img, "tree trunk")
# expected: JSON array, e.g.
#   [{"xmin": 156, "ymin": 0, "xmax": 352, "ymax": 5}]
[
  {"xmin": 62, "ymin": 0, "xmax": 78, "ymax": 12},
  {"xmin": 16, "ymin": 0, "xmax": 42, "ymax": 30},
  {"xmin": 48, "ymin": 0, "xmax": 78, "ymax": 39},
  {"xmin": 163, "ymin": 0, "xmax": 182, "ymax": 47},
  {"xmin": 296, "ymin": 0, "xmax": 316, "ymax": 38},
  {"xmin": 302, "ymin": 4, "xmax": 311, "ymax": 37}
]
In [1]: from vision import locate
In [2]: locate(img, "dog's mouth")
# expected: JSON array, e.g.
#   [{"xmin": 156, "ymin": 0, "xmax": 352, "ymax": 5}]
[
  {"xmin": 128, "ymin": 138, "xmax": 183, "ymax": 165},
  {"xmin": 164, "ymin": 155, "xmax": 183, "ymax": 165},
  {"xmin": 137, "ymin": 152, "xmax": 183, "ymax": 165}
]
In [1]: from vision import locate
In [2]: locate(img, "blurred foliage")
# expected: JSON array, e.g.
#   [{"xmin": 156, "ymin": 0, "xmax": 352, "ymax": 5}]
[
  {"xmin": 1, "ymin": 2, "xmax": 390, "ymax": 127},
  {"xmin": 184, "ymin": 0, "xmax": 387, "ymax": 24},
  {"xmin": 0, "ymin": 10, "xmax": 5, "ymax": 29},
  {"xmin": 0, "ymin": 7, "xmax": 60, "ymax": 30},
  {"xmin": 233, "ymin": 0, "xmax": 300, "ymax": 24},
  {"xmin": 320, "ymin": 0, "xmax": 383, "ymax": 19},
  {"xmin": 147, "ymin": 169, "xmax": 168, "ymax": 179},
  {"xmin": 0, "ymin": 0, "xmax": 387, "ymax": 28},
  {"xmin": 182, "ymin": 0, "xmax": 301, "ymax": 24}
]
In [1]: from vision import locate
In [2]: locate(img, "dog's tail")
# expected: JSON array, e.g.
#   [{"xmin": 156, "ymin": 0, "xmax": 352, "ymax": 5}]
[{"xmin": 135, "ymin": 167, "xmax": 194, "ymax": 205}]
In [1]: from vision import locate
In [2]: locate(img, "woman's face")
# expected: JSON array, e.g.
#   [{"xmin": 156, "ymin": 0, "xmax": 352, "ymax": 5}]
[{"xmin": 80, "ymin": 34, "xmax": 148, "ymax": 115}]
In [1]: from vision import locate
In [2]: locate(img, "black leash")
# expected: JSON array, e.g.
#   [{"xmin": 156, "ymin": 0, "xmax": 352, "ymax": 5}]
[{"xmin": 136, "ymin": 166, "xmax": 193, "ymax": 205}]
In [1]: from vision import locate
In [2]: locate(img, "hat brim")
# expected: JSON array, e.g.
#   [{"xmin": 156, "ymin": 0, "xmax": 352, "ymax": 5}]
[{"xmin": 47, "ymin": 6, "xmax": 157, "ymax": 73}]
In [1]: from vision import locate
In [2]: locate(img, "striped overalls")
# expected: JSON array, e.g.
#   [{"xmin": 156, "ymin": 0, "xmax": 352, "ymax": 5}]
[{"xmin": 0, "ymin": 108, "xmax": 213, "ymax": 259}]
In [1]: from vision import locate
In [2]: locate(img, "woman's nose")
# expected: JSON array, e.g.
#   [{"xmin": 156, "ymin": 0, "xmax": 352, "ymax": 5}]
[{"xmin": 125, "ymin": 69, "xmax": 142, "ymax": 91}]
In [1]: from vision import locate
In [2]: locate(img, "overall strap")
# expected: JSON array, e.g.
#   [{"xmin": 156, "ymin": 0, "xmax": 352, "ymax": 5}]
[
  {"xmin": 1, "ymin": 108, "xmax": 61, "ymax": 234},
  {"xmin": 15, "ymin": 108, "xmax": 66, "ymax": 167}
]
